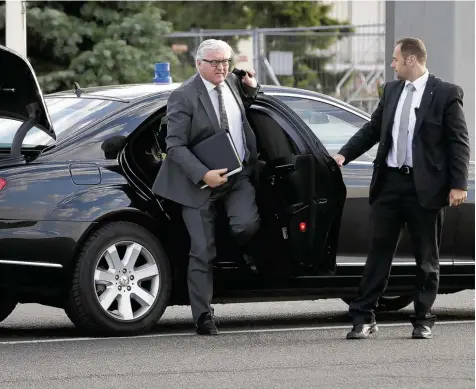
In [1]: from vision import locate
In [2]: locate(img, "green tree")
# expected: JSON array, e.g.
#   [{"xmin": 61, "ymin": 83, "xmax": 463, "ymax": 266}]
[
  {"xmin": 0, "ymin": 1, "xmax": 178, "ymax": 93},
  {"xmin": 160, "ymin": 1, "xmax": 351, "ymax": 93}
]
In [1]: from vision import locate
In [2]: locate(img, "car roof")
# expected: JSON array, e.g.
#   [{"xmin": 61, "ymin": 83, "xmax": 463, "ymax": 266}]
[
  {"xmin": 47, "ymin": 83, "xmax": 182, "ymax": 102},
  {"xmin": 46, "ymin": 82, "xmax": 371, "ymax": 118}
]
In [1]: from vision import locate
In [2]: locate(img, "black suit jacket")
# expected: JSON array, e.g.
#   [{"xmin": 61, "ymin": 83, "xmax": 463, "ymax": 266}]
[
  {"xmin": 338, "ymin": 74, "xmax": 470, "ymax": 210},
  {"xmin": 152, "ymin": 72, "xmax": 259, "ymax": 209}
]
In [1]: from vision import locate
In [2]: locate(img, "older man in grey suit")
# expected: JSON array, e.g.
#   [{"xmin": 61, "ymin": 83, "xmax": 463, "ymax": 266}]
[{"xmin": 152, "ymin": 39, "xmax": 261, "ymax": 335}]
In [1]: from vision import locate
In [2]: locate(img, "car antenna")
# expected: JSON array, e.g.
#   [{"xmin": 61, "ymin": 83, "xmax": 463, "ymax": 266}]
[{"xmin": 73, "ymin": 82, "xmax": 82, "ymax": 97}]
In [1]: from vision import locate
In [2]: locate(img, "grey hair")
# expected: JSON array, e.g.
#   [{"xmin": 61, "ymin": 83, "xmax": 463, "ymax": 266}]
[{"xmin": 196, "ymin": 39, "xmax": 234, "ymax": 61}]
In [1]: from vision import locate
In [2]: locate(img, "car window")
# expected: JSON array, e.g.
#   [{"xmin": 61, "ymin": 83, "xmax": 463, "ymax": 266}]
[
  {"xmin": 0, "ymin": 97, "xmax": 126, "ymax": 148},
  {"xmin": 274, "ymin": 95, "xmax": 377, "ymax": 162}
]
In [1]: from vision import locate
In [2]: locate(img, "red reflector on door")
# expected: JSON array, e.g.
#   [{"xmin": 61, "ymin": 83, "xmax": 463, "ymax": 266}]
[
  {"xmin": 0, "ymin": 178, "xmax": 6, "ymax": 192},
  {"xmin": 299, "ymin": 222, "xmax": 307, "ymax": 232}
]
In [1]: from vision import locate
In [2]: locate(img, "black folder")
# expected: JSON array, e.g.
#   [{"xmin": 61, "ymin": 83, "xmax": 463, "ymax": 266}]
[{"xmin": 190, "ymin": 130, "xmax": 243, "ymax": 189}]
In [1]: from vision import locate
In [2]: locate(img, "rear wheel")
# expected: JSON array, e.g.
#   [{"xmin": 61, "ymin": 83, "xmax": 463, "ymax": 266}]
[
  {"xmin": 65, "ymin": 221, "xmax": 172, "ymax": 336},
  {"xmin": 0, "ymin": 296, "xmax": 17, "ymax": 322},
  {"xmin": 342, "ymin": 295, "xmax": 413, "ymax": 312}
]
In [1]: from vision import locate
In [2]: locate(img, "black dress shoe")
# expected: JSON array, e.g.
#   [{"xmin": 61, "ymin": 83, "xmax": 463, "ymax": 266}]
[
  {"xmin": 412, "ymin": 325, "xmax": 432, "ymax": 339},
  {"xmin": 196, "ymin": 312, "xmax": 218, "ymax": 335},
  {"xmin": 346, "ymin": 322, "xmax": 378, "ymax": 339}
]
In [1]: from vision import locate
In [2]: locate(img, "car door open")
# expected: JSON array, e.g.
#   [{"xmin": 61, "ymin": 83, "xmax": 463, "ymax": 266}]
[{"xmin": 248, "ymin": 95, "xmax": 347, "ymax": 276}]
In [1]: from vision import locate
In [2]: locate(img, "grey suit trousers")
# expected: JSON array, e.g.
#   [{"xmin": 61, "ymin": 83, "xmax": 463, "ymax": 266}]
[{"xmin": 182, "ymin": 165, "xmax": 260, "ymax": 322}]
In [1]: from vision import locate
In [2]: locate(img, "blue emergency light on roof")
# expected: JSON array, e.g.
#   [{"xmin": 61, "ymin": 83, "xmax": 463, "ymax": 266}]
[{"xmin": 153, "ymin": 62, "xmax": 172, "ymax": 84}]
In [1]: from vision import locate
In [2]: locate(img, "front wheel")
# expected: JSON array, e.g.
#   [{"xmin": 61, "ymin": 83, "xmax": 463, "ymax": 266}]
[
  {"xmin": 65, "ymin": 221, "xmax": 172, "ymax": 336},
  {"xmin": 342, "ymin": 295, "xmax": 413, "ymax": 312}
]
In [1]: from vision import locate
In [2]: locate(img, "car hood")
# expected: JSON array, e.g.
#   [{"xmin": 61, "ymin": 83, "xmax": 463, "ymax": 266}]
[{"xmin": 0, "ymin": 45, "xmax": 55, "ymax": 140}]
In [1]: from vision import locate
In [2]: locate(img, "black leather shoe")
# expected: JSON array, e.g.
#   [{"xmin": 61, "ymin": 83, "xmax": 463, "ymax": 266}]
[
  {"xmin": 196, "ymin": 313, "xmax": 218, "ymax": 335},
  {"xmin": 412, "ymin": 325, "xmax": 432, "ymax": 339},
  {"xmin": 346, "ymin": 322, "xmax": 378, "ymax": 339}
]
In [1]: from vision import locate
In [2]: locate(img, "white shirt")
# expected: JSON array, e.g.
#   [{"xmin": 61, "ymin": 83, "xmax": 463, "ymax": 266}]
[
  {"xmin": 386, "ymin": 70, "xmax": 429, "ymax": 168},
  {"xmin": 200, "ymin": 76, "xmax": 245, "ymax": 161}
]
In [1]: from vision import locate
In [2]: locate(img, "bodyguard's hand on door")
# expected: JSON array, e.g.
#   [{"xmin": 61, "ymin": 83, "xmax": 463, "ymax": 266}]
[{"xmin": 333, "ymin": 154, "xmax": 345, "ymax": 167}]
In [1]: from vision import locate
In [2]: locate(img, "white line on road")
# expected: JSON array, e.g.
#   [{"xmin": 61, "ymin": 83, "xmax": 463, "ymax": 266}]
[{"xmin": 0, "ymin": 320, "xmax": 473, "ymax": 346}]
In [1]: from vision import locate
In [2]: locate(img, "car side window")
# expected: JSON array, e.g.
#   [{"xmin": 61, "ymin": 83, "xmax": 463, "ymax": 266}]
[{"xmin": 274, "ymin": 95, "xmax": 377, "ymax": 162}]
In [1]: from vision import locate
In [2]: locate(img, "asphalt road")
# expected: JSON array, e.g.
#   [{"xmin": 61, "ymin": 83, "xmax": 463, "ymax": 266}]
[{"xmin": 0, "ymin": 291, "xmax": 474, "ymax": 389}]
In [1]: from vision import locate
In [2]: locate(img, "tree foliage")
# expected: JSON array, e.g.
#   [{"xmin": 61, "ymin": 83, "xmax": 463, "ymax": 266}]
[
  {"xmin": 0, "ymin": 1, "xmax": 178, "ymax": 93},
  {"xmin": 160, "ymin": 1, "xmax": 343, "ymax": 30},
  {"xmin": 0, "ymin": 1, "xmax": 349, "ymax": 94}
]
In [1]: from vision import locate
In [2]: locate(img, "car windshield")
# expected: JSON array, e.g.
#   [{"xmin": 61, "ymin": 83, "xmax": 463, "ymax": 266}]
[{"xmin": 0, "ymin": 97, "xmax": 126, "ymax": 148}]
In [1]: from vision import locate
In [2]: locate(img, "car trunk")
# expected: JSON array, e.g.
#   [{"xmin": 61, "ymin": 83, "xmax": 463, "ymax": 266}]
[{"xmin": 0, "ymin": 44, "xmax": 56, "ymax": 166}]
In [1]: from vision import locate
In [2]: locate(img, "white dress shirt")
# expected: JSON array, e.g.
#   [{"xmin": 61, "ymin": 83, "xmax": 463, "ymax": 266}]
[
  {"xmin": 386, "ymin": 70, "xmax": 429, "ymax": 168},
  {"xmin": 200, "ymin": 76, "xmax": 245, "ymax": 161}
]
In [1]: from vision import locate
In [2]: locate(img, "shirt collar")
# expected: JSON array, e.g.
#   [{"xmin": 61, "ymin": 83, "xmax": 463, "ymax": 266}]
[
  {"xmin": 406, "ymin": 70, "xmax": 429, "ymax": 92},
  {"xmin": 200, "ymin": 75, "xmax": 225, "ymax": 93}
]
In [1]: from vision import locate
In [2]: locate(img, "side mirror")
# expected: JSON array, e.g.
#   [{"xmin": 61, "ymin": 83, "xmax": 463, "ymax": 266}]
[
  {"xmin": 101, "ymin": 135, "xmax": 127, "ymax": 159},
  {"xmin": 309, "ymin": 112, "xmax": 330, "ymax": 124}
]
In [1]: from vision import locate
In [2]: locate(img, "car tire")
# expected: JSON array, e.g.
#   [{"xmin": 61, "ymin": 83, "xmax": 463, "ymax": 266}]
[
  {"xmin": 0, "ymin": 296, "xmax": 17, "ymax": 323},
  {"xmin": 341, "ymin": 295, "xmax": 413, "ymax": 312},
  {"xmin": 65, "ymin": 221, "xmax": 172, "ymax": 336}
]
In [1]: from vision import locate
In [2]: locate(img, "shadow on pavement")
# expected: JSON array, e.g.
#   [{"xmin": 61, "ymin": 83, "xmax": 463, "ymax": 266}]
[{"xmin": 0, "ymin": 306, "xmax": 473, "ymax": 340}]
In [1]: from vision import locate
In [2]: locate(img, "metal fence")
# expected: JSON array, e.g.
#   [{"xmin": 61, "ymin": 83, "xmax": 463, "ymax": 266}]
[{"xmin": 167, "ymin": 24, "xmax": 385, "ymax": 114}]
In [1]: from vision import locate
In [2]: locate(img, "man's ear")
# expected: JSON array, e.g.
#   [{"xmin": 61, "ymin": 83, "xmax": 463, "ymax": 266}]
[{"xmin": 407, "ymin": 55, "xmax": 417, "ymax": 66}]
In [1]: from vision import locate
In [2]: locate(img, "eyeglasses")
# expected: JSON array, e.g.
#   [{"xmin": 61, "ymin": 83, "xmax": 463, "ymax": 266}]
[{"xmin": 202, "ymin": 59, "xmax": 232, "ymax": 67}]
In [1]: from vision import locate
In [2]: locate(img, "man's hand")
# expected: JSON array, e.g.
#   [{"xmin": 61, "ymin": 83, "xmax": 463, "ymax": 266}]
[
  {"xmin": 333, "ymin": 154, "xmax": 345, "ymax": 167},
  {"xmin": 449, "ymin": 188, "xmax": 467, "ymax": 207},
  {"xmin": 203, "ymin": 168, "xmax": 228, "ymax": 188},
  {"xmin": 242, "ymin": 69, "xmax": 257, "ymax": 88}
]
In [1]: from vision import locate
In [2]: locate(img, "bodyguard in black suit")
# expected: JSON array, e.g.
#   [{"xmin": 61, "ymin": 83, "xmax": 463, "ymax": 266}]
[{"xmin": 334, "ymin": 37, "xmax": 470, "ymax": 339}]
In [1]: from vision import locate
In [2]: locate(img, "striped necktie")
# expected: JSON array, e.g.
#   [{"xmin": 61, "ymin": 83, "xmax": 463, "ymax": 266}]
[{"xmin": 215, "ymin": 84, "xmax": 249, "ymax": 162}]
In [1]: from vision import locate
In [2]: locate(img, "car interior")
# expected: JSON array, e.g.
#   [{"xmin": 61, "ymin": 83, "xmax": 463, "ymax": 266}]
[
  {"xmin": 129, "ymin": 107, "xmax": 299, "ymax": 185},
  {"xmin": 126, "ymin": 105, "xmax": 316, "ymax": 269}
]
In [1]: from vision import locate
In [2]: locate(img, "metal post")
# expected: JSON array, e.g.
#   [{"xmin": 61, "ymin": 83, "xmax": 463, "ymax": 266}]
[
  {"xmin": 384, "ymin": 1, "xmax": 396, "ymax": 83},
  {"xmin": 259, "ymin": 30, "xmax": 267, "ymax": 84},
  {"xmin": 252, "ymin": 28, "xmax": 260, "ymax": 83},
  {"xmin": 6, "ymin": 0, "xmax": 27, "ymax": 57}
]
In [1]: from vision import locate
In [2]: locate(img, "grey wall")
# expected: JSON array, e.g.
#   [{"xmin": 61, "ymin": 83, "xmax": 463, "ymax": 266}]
[{"xmin": 386, "ymin": 0, "xmax": 475, "ymax": 159}]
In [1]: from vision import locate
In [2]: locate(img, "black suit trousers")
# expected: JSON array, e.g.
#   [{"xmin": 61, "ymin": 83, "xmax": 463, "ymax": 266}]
[{"xmin": 349, "ymin": 169, "xmax": 445, "ymax": 327}]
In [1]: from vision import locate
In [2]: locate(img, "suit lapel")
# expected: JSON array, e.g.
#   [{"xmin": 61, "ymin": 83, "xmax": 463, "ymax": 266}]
[
  {"xmin": 413, "ymin": 74, "xmax": 436, "ymax": 137},
  {"xmin": 193, "ymin": 74, "xmax": 221, "ymax": 133}
]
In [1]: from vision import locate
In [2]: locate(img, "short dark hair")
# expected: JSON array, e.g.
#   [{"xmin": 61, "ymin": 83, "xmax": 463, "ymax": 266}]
[{"xmin": 396, "ymin": 37, "xmax": 427, "ymax": 64}]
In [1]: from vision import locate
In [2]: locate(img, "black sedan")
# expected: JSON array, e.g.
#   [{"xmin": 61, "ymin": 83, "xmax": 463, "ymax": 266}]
[{"xmin": 0, "ymin": 45, "xmax": 474, "ymax": 335}]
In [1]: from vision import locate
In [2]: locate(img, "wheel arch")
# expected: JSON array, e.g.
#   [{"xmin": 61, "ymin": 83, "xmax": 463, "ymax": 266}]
[{"xmin": 68, "ymin": 209, "xmax": 177, "ymax": 279}]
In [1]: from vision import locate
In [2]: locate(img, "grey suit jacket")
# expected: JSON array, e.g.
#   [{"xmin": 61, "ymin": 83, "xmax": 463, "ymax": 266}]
[{"xmin": 152, "ymin": 72, "xmax": 260, "ymax": 209}]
